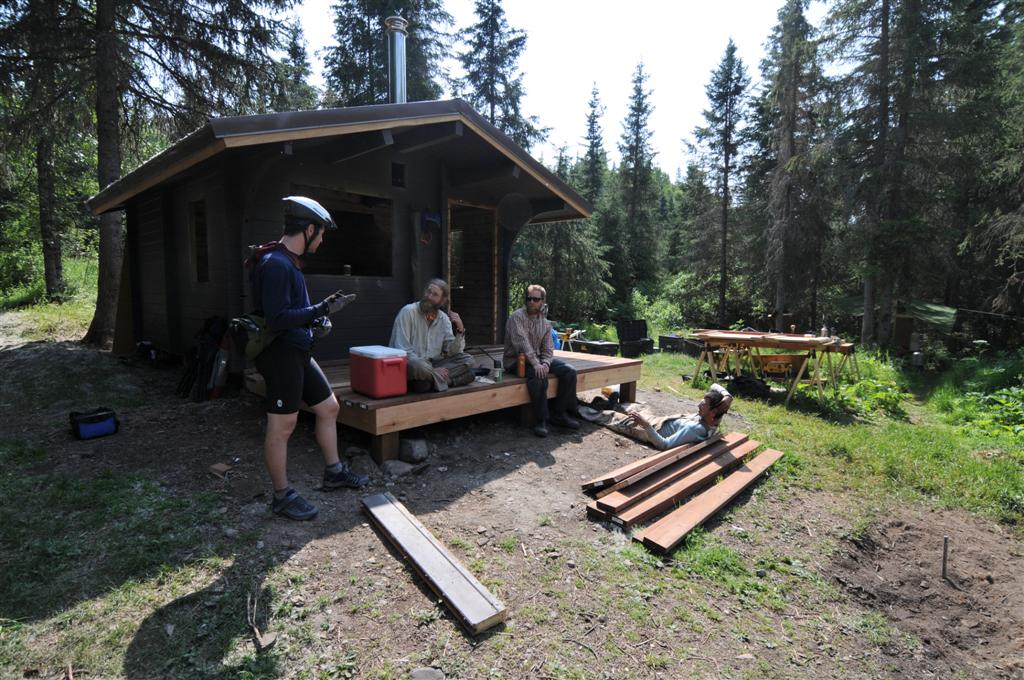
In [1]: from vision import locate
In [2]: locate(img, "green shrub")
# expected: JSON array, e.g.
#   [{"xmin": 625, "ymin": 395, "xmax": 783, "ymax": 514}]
[
  {"xmin": 845, "ymin": 379, "xmax": 908, "ymax": 419},
  {"xmin": 792, "ymin": 377, "xmax": 909, "ymax": 420},
  {"xmin": 942, "ymin": 386, "xmax": 1024, "ymax": 440}
]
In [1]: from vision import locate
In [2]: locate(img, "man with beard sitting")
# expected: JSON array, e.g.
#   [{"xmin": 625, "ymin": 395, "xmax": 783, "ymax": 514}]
[{"xmin": 389, "ymin": 278, "xmax": 476, "ymax": 392}]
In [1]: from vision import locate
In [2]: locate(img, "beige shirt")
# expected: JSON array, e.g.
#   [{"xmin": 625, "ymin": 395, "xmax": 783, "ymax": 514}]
[{"xmin": 389, "ymin": 302, "xmax": 465, "ymax": 362}]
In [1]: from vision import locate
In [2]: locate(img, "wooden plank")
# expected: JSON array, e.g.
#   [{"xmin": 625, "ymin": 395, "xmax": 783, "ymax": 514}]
[
  {"xmin": 581, "ymin": 439, "xmax": 708, "ymax": 492},
  {"xmin": 362, "ymin": 492, "xmax": 506, "ymax": 634},
  {"xmin": 586, "ymin": 501, "xmax": 610, "ymax": 521},
  {"xmin": 611, "ymin": 439, "xmax": 760, "ymax": 529},
  {"xmin": 596, "ymin": 434, "xmax": 750, "ymax": 513},
  {"xmin": 592, "ymin": 432, "xmax": 735, "ymax": 497},
  {"xmin": 638, "ymin": 449, "xmax": 785, "ymax": 554}
]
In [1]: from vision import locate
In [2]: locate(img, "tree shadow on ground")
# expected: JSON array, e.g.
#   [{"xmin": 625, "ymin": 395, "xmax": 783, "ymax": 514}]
[{"xmin": 0, "ymin": 339, "xmax": 590, "ymax": 676}]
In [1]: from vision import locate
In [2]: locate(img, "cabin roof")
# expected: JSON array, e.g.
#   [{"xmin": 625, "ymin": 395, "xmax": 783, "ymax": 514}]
[{"xmin": 86, "ymin": 99, "xmax": 591, "ymax": 224}]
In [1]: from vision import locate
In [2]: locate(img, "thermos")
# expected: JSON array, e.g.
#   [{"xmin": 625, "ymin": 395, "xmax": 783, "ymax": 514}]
[{"xmin": 517, "ymin": 353, "xmax": 526, "ymax": 378}]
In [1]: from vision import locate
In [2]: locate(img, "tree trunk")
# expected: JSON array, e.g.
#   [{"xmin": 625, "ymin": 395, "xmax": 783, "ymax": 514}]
[
  {"xmin": 774, "ymin": 276, "xmax": 786, "ymax": 332},
  {"xmin": 876, "ymin": 271, "xmax": 894, "ymax": 347},
  {"xmin": 83, "ymin": 0, "xmax": 123, "ymax": 348},
  {"xmin": 862, "ymin": 0, "xmax": 890, "ymax": 348},
  {"xmin": 861, "ymin": 271, "xmax": 875, "ymax": 345},
  {"xmin": 35, "ymin": 135, "xmax": 64, "ymax": 300},
  {"xmin": 718, "ymin": 157, "xmax": 730, "ymax": 327}
]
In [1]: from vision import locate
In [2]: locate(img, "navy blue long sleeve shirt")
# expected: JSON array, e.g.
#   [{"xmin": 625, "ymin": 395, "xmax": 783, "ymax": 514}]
[{"xmin": 255, "ymin": 249, "xmax": 321, "ymax": 350}]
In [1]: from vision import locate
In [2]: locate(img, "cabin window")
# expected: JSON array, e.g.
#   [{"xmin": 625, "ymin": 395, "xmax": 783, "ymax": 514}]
[
  {"xmin": 188, "ymin": 200, "xmax": 209, "ymax": 283},
  {"xmin": 295, "ymin": 187, "xmax": 393, "ymax": 277}
]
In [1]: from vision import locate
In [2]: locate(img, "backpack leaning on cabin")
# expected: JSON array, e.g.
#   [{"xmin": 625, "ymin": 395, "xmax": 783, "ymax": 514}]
[{"xmin": 177, "ymin": 316, "xmax": 230, "ymax": 401}]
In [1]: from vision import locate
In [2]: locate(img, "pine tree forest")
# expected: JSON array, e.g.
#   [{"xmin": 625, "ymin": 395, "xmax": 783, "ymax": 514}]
[{"xmin": 1, "ymin": 0, "xmax": 1021, "ymax": 351}]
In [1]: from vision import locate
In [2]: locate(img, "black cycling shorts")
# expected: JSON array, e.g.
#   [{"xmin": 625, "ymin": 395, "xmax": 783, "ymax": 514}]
[{"xmin": 254, "ymin": 340, "xmax": 333, "ymax": 414}]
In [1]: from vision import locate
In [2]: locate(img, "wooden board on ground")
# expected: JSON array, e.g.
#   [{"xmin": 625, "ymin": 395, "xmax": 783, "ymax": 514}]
[
  {"xmin": 581, "ymin": 434, "xmax": 721, "ymax": 492},
  {"xmin": 586, "ymin": 500, "xmax": 610, "ymax": 521},
  {"xmin": 611, "ymin": 439, "xmax": 761, "ymax": 528},
  {"xmin": 593, "ymin": 433, "xmax": 733, "ymax": 499},
  {"xmin": 637, "ymin": 448, "xmax": 785, "ymax": 554},
  {"xmin": 361, "ymin": 492, "xmax": 506, "ymax": 634},
  {"xmin": 596, "ymin": 433, "xmax": 750, "ymax": 514}
]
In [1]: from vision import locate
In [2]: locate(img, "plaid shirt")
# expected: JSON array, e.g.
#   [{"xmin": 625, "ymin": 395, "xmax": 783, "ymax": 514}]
[{"xmin": 503, "ymin": 307, "xmax": 553, "ymax": 371}]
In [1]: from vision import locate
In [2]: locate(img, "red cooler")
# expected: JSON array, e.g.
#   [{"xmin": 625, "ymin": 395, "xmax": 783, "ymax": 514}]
[{"xmin": 349, "ymin": 345, "xmax": 408, "ymax": 398}]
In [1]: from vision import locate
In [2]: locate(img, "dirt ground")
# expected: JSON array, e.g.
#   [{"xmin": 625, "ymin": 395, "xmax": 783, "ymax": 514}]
[{"xmin": 2, "ymin": 335, "xmax": 1022, "ymax": 679}]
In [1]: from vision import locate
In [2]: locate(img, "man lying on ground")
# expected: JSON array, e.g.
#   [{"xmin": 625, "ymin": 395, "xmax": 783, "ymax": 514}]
[{"xmin": 622, "ymin": 383, "xmax": 732, "ymax": 450}]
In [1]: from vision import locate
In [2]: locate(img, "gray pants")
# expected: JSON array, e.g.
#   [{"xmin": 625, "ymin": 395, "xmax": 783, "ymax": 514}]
[{"xmin": 407, "ymin": 352, "xmax": 475, "ymax": 392}]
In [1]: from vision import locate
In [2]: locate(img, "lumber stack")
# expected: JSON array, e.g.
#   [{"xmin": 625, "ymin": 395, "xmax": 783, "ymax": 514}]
[{"xmin": 581, "ymin": 432, "xmax": 783, "ymax": 554}]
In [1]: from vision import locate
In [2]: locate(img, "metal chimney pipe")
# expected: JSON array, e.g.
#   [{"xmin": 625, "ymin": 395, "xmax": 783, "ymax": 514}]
[{"xmin": 385, "ymin": 16, "xmax": 408, "ymax": 104}]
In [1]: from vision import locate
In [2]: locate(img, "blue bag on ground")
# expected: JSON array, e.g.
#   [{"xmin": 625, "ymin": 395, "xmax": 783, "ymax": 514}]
[{"xmin": 70, "ymin": 407, "xmax": 119, "ymax": 440}]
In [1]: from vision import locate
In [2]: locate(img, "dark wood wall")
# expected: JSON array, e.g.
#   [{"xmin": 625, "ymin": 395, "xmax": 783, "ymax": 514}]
[
  {"xmin": 449, "ymin": 205, "xmax": 497, "ymax": 345},
  {"xmin": 171, "ymin": 168, "xmax": 227, "ymax": 349},
  {"xmin": 133, "ymin": 192, "xmax": 171, "ymax": 348},
  {"xmin": 118, "ymin": 132, "xmax": 537, "ymax": 360},
  {"xmin": 238, "ymin": 143, "xmax": 444, "ymax": 360}
]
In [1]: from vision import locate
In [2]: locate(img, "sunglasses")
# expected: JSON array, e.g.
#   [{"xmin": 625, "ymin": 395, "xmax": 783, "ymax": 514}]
[{"xmin": 525, "ymin": 296, "xmax": 544, "ymax": 302}]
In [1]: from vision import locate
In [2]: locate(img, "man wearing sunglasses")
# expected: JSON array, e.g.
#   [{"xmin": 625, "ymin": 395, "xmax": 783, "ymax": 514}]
[{"xmin": 504, "ymin": 284, "xmax": 579, "ymax": 437}]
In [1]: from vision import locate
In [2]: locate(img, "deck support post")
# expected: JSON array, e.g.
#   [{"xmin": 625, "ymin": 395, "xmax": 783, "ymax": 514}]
[
  {"xmin": 620, "ymin": 381, "xmax": 637, "ymax": 403},
  {"xmin": 370, "ymin": 432, "xmax": 400, "ymax": 465}
]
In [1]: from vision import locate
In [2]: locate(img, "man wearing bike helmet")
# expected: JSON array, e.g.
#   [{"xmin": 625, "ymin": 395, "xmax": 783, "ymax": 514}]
[{"xmin": 251, "ymin": 196, "xmax": 369, "ymax": 521}]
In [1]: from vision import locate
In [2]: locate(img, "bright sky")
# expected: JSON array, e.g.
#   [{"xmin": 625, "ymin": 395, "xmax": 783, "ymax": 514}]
[{"xmin": 294, "ymin": 0, "xmax": 826, "ymax": 177}]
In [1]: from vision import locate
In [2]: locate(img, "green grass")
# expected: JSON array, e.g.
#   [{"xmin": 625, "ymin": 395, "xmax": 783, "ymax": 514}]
[
  {"xmin": 0, "ymin": 439, "xmax": 250, "ymax": 678},
  {"xmin": 0, "ymin": 256, "xmax": 98, "ymax": 340},
  {"xmin": 637, "ymin": 352, "xmax": 1024, "ymax": 525}
]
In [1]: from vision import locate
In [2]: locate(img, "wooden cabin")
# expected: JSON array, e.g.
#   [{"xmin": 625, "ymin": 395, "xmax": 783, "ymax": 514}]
[{"xmin": 86, "ymin": 99, "xmax": 591, "ymax": 360}]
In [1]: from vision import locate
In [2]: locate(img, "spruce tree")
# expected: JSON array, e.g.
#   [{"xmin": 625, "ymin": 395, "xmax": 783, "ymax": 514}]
[
  {"xmin": 322, "ymin": 0, "xmax": 451, "ymax": 107},
  {"xmin": 510, "ymin": 147, "xmax": 611, "ymax": 322},
  {"xmin": 760, "ymin": 0, "xmax": 829, "ymax": 330},
  {"xmin": 0, "ymin": 0, "xmax": 94, "ymax": 301},
  {"xmin": 456, "ymin": 0, "xmax": 545, "ymax": 150},
  {"xmin": 610, "ymin": 62, "xmax": 661, "ymax": 310},
  {"xmin": 578, "ymin": 84, "xmax": 607, "ymax": 205},
  {"xmin": 271, "ymin": 21, "xmax": 318, "ymax": 111},
  {"xmin": 695, "ymin": 39, "xmax": 750, "ymax": 326}
]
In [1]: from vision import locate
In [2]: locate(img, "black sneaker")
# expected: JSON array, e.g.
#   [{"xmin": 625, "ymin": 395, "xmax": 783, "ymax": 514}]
[
  {"xmin": 533, "ymin": 422, "xmax": 549, "ymax": 437},
  {"xmin": 549, "ymin": 414, "xmax": 581, "ymax": 430},
  {"xmin": 271, "ymin": 489, "xmax": 319, "ymax": 521},
  {"xmin": 323, "ymin": 463, "xmax": 369, "ymax": 490}
]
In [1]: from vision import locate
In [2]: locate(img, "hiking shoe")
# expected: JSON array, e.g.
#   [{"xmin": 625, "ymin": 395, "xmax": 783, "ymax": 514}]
[
  {"xmin": 533, "ymin": 422, "xmax": 549, "ymax": 438},
  {"xmin": 323, "ymin": 463, "xmax": 369, "ymax": 490},
  {"xmin": 549, "ymin": 414, "xmax": 581, "ymax": 430},
  {"xmin": 271, "ymin": 489, "xmax": 319, "ymax": 521}
]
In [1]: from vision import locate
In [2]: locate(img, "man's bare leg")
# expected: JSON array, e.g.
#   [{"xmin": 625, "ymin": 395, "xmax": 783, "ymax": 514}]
[
  {"xmin": 310, "ymin": 394, "xmax": 341, "ymax": 467},
  {"xmin": 265, "ymin": 411, "xmax": 298, "ymax": 490}
]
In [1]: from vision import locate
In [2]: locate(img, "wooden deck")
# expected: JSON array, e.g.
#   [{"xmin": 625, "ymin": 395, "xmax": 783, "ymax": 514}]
[{"xmin": 246, "ymin": 349, "xmax": 642, "ymax": 463}]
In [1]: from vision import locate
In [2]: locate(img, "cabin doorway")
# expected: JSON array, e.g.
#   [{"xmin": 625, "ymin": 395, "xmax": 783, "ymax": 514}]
[{"xmin": 448, "ymin": 204, "xmax": 498, "ymax": 345}]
